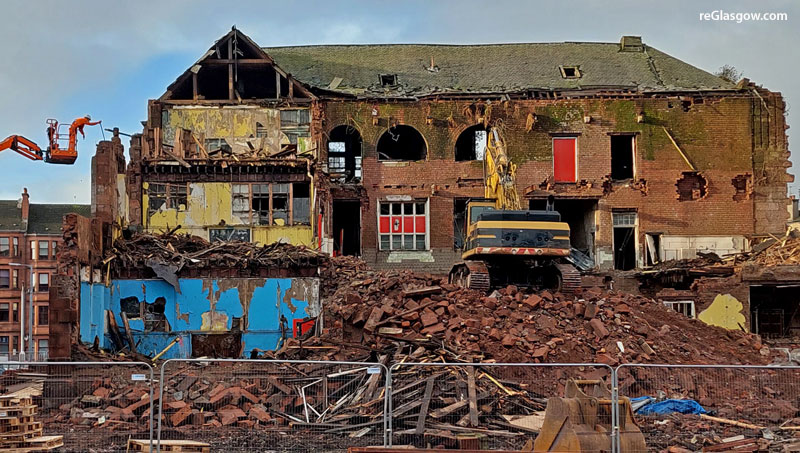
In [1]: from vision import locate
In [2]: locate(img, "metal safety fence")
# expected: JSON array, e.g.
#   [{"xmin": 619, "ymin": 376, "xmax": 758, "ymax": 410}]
[
  {"xmin": 1, "ymin": 360, "xmax": 797, "ymax": 452},
  {"xmin": 615, "ymin": 364, "xmax": 800, "ymax": 453},
  {"xmin": 157, "ymin": 359, "xmax": 390, "ymax": 452},
  {"xmin": 389, "ymin": 362, "xmax": 616, "ymax": 451},
  {"xmin": 0, "ymin": 361, "xmax": 154, "ymax": 452}
]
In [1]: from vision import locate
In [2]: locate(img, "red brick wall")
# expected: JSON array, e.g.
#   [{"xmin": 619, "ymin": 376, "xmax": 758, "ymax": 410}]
[{"xmin": 321, "ymin": 93, "xmax": 790, "ymax": 273}]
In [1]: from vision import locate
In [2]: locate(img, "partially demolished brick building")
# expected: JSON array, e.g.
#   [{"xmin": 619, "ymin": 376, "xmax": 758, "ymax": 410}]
[
  {"xmin": 50, "ymin": 28, "xmax": 795, "ymax": 358},
  {"xmin": 126, "ymin": 29, "xmax": 791, "ymax": 274}
]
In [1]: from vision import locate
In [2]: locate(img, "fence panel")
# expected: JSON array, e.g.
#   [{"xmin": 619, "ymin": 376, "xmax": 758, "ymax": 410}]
[
  {"xmin": 616, "ymin": 364, "xmax": 800, "ymax": 452},
  {"xmin": 390, "ymin": 362, "xmax": 614, "ymax": 451},
  {"xmin": 157, "ymin": 359, "xmax": 389, "ymax": 452},
  {"xmin": 0, "ymin": 361, "xmax": 154, "ymax": 452}
]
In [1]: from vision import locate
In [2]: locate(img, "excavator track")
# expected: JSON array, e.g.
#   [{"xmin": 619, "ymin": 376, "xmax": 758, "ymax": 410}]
[
  {"xmin": 555, "ymin": 262, "xmax": 581, "ymax": 294},
  {"xmin": 449, "ymin": 261, "xmax": 491, "ymax": 292}
]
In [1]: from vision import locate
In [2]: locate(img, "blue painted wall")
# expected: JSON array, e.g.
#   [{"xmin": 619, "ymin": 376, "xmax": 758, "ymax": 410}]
[{"xmin": 79, "ymin": 277, "xmax": 320, "ymax": 359}]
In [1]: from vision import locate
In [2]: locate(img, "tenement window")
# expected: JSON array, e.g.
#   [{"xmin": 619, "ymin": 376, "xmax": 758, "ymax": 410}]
[
  {"xmin": 378, "ymin": 200, "xmax": 428, "ymax": 251},
  {"xmin": 147, "ymin": 183, "xmax": 188, "ymax": 214},
  {"xmin": 0, "ymin": 238, "xmax": 8, "ymax": 257}
]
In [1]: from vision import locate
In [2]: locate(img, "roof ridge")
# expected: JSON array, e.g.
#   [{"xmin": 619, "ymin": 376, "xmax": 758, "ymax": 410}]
[{"xmin": 263, "ymin": 42, "xmax": 621, "ymax": 49}]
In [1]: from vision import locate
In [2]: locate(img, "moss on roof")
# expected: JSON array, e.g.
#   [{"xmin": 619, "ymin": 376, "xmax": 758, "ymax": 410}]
[
  {"xmin": 264, "ymin": 42, "xmax": 735, "ymax": 97},
  {"xmin": 0, "ymin": 201, "xmax": 90, "ymax": 235}
]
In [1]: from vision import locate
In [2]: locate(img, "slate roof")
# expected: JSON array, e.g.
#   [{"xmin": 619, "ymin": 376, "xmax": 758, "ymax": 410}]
[
  {"xmin": 0, "ymin": 201, "xmax": 24, "ymax": 232},
  {"xmin": 264, "ymin": 42, "xmax": 736, "ymax": 97},
  {"xmin": 0, "ymin": 201, "xmax": 90, "ymax": 235}
]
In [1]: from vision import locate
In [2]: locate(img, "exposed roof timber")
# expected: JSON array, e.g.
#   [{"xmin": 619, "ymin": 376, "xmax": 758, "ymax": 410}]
[{"xmin": 159, "ymin": 28, "xmax": 316, "ymax": 101}]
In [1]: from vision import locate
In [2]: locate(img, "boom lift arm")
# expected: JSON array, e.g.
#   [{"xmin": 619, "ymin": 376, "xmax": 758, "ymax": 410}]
[
  {"xmin": 0, "ymin": 135, "xmax": 44, "ymax": 161},
  {"xmin": 0, "ymin": 116, "xmax": 100, "ymax": 165}
]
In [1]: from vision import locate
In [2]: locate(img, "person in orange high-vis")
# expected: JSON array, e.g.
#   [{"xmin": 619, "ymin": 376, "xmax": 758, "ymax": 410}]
[{"xmin": 68, "ymin": 115, "xmax": 101, "ymax": 151}]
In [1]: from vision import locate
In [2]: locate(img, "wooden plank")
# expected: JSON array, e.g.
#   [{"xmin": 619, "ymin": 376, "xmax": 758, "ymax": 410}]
[
  {"xmin": 192, "ymin": 72, "xmax": 198, "ymax": 100},
  {"xmin": 227, "ymin": 39, "xmax": 234, "ymax": 100},
  {"xmin": 466, "ymin": 368, "xmax": 479, "ymax": 427},
  {"xmin": 415, "ymin": 376, "xmax": 435, "ymax": 435},
  {"xmin": 430, "ymin": 392, "xmax": 490, "ymax": 419},
  {"xmin": 120, "ymin": 312, "xmax": 137, "ymax": 353}
]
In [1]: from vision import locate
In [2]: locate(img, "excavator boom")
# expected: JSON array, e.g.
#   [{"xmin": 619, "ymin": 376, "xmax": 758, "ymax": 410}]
[{"xmin": 0, "ymin": 135, "xmax": 44, "ymax": 161}]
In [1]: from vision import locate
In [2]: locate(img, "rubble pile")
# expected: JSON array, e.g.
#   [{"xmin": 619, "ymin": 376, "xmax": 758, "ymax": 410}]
[
  {"xmin": 304, "ymin": 257, "xmax": 768, "ymax": 367},
  {"xmin": 748, "ymin": 231, "xmax": 800, "ymax": 266},
  {"xmin": 108, "ymin": 232, "xmax": 328, "ymax": 271}
]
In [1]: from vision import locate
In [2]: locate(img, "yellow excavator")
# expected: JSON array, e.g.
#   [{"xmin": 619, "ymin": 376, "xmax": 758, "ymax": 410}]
[{"xmin": 449, "ymin": 127, "xmax": 581, "ymax": 293}]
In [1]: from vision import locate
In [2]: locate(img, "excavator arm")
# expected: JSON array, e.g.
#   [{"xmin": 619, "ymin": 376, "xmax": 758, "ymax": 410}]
[
  {"xmin": 0, "ymin": 135, "xmax": 44, "ymax": 161},
  {"xmin": 484, "ymin": 127, "xmax": 521, "ymax": 210}
]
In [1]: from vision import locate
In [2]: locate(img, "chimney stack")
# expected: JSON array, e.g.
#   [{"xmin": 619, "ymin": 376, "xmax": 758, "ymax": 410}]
[{"xmin": 21, "ymin": 188, "xmax": 29, "ymax": 223}]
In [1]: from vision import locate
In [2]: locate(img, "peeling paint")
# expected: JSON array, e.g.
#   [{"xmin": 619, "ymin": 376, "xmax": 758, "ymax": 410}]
[
  {"xmin": 201, "ymin": 311, "xmax": 230, "ymax": 331},
  {"xmin": 698, "ymin": 294, "xmax": 747, "ymax": 331},
  {"xmin": 282, "ymin": 278, "xmax": 321, "ymax": 317}
]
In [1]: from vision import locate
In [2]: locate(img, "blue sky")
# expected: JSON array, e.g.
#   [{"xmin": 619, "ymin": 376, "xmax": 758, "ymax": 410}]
[{"xmin": 1, "ymin": 0, "xmax": 797, "ymax": 204}]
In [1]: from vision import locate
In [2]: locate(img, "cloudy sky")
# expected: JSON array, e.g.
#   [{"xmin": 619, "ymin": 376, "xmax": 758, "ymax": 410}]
[{"xmin": 0, "ymin": 0, "xmax": 797, "ymax": 204}]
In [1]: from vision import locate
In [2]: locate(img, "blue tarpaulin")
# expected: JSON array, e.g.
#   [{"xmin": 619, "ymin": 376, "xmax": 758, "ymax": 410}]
[{"xmin": 630, "ymin": 396, "xmax": 707, "ymax": 415}]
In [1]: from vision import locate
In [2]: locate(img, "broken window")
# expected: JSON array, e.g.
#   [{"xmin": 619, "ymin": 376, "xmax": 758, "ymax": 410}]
[
  {"xmin": 377, "ymin": 125, "xmax": 427, "ymax": 161},
  {"xmin": 272, "ymin": 184, "xmax": 289, "ymax": 226},
  {"xmin": 560, "ymin": 66, "xmax": 581, "ymax": 79},
  {"xmin": 168, "ymin": 185, "xmax": 187, "ymax": 209},
  {"xmin": 553, "ymin": 137, "xmax": 578, "ymax": 182},
  {"xmin": 327, "ymin": 125, "xmax": 363, "ymax": 182},
  {"xmin": 280, "ymin": 110, "xmax": 310, "ymax": 127},
  {"xmin": 252, "ymin": 184, "xmax": 270, "ymax": 225},
  {"xmin": 232, "ymin": 184, "xmax": 250, "ymax": 222},
  {"xmin": 378, "ymin": 200, "xmax": 428, "ymax": 251},
  {"xmin": 732, "ymin": 174, "xmax": 752, "ymax": 201},
  {"xmin": 0, "ymin": 238, "xmax": 8, "ymax": 257},
  {"xmin": 148, "ymin": 183, "xmax": 187, "ymax": 214},
  {"xmin": 663, "ymin": 300, "xmax": 695, "ymax": 318},
  {"xmin": 204, "ymin": 138, "xmax": 231, "ymax": 155},
  {"xmin": 676, "ymin": 172, "xmax": 707, "ymax": 201},
  {"xmin": 292, "ymin": 183, "xmax": 311, "ymax": 225},
  {"xmin": 455, "ymin": 125, "xmax": 488, "ymax": 161},
  {"xmin": 0, "ymin": 306, "xmax": 7, "ymax": 323},
  {"xmin": 380, "ymin": 74, "xmax": 398, "ymax": 86},
  {"xmin": 610, "ymin": 135, "xmax": 635, "ymax": 180}
]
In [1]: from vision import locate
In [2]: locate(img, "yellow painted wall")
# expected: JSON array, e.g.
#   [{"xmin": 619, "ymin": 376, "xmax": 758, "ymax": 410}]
[
  {"xmin": 697, "ymin": 294, "xmax": 748, "ymax": 331},
  {"xmin": 143, "ymin": 181, "xmax": 314, "ymax": 246},
  {"xmin": 163, "ymin": 107, "xmax": 311, "ymax": 157}
]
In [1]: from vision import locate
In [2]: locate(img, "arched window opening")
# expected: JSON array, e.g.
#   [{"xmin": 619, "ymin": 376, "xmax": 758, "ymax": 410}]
[
  {"xmin": 377, "ymin": 125, "xmax": 427, "ymax": 161},
  {"xmin": 327, "ymin": 125, "xmax": 363, "ymax": 183},
  {"xmin": 454, "ymin": 125, "xmax": 488, "ymax": 161}
]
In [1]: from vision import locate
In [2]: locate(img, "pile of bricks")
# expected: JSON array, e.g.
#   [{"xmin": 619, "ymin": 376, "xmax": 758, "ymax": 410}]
[
  {"xmin": 311, "ymin": 256, "xmax": 768, "ymax": 366},
  {"xmin": 0, "ymin": 395, "xmax": 63, "ymax": 452}
]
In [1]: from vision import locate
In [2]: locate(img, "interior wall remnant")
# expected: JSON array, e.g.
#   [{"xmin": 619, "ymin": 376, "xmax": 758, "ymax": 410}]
[
  {"xmin": 676, "ymin": 172, "xmax": 708, "ymax": 201},
  {"xmin": 332, "ymin": 200, "xmax": 361, "ymax": 256},
  {"xmin": 530, "ymin": 198, "xmax": 596, "ymax": 255},
  {"xmin": 697, "ymin": 293, "xmax": 746, "ymax": 331},
  {"xmin": 732, "ymin": 174, "xmax": 753, "ymax": 202},
  {"xmin": 376, "ymin": 125, "xmax": 427, "ymax": 161}
]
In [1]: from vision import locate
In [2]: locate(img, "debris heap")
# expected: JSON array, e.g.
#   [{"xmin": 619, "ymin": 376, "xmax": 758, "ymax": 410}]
[
  {"xmin": 306, "ymin": 256, "xmax": 768, "ymax": 366},
  {"xmin": 109, "ymin": 232, "xmax": 328, "ymax": 271}
]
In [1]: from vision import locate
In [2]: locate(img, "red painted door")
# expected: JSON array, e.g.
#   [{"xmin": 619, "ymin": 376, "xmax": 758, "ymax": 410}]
[{"xmin": 553, "ymin": 138, "xmax": 577, "ymax": 182}]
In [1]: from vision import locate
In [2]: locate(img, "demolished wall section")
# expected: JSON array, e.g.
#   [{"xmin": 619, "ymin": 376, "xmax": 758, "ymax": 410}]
[{"xmin": 322, "ymin": 94, "xmax": 786, "ymax": 272}]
